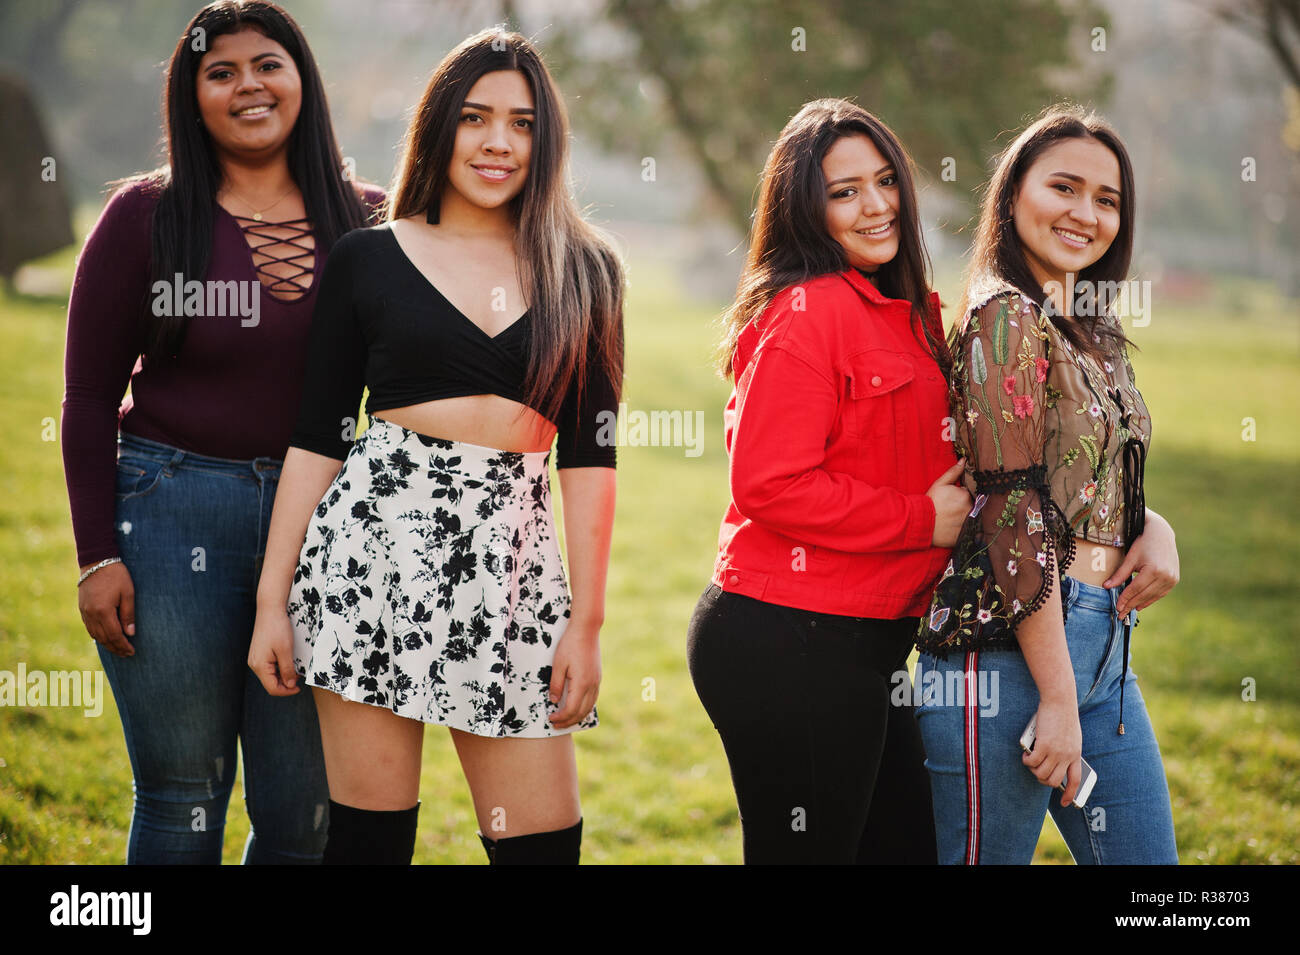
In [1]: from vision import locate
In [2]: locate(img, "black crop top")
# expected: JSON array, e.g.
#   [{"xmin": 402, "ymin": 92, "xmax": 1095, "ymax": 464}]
[{"xmin": 287, "ymin": 224, "xmax": 620, "ymax": 468}]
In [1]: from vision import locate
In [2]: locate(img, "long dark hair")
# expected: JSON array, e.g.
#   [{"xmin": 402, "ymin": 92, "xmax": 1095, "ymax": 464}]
[
  {"xmin": 962, "ymin": 103, "xmax": 1136, "ymax": 362},
  {"xmin": 388, "ymin": 28, "xmax": 624, "ymax": 423},
  {"xmin": 122, "ymin": 0, "xmax": 371, "ymax": 366},
  {"xmin": 717, "ymin": 98, "xmax": 947, "ymax": 379}
]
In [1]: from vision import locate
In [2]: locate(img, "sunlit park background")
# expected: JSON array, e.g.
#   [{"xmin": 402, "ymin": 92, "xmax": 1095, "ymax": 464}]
[{"xmin": 1, "ymin": 0, "xmax": 1297, "ymax": 864}]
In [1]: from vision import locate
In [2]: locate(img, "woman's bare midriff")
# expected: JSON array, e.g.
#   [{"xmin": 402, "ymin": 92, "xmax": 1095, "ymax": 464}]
[
  {"xmin": 370, "ymin": 394, "xmax": 557, "ymax": 453},
  {"xmin": 1065, "ymin": 536, "xmax": 1126, "ymax": 587}
]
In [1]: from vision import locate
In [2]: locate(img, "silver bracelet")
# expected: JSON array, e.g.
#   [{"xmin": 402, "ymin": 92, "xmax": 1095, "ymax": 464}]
[{"xmin": 78, "ymin": 557, "xmax": 122, "ymax": 586}]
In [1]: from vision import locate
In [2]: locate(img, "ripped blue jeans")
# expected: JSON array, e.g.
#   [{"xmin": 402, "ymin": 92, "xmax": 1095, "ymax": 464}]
[{"xmin": 97, "ymin": 430, "xmax": 330, "ymax": 864}]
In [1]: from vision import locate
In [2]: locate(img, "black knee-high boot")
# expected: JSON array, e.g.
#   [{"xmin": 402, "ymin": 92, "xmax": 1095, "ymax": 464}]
[
  {"xmin": 322, "ymin": 800, "xmax": 420, "ymax": 865},
  {"xmin": 478, "ymin": 817, "xmax": 582, "ymax": 865}
]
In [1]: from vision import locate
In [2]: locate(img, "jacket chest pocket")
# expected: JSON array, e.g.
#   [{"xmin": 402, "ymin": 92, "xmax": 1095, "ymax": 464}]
[{"xmin": 843, "ymin": 350, "xmax": 917, "ymax": 441}]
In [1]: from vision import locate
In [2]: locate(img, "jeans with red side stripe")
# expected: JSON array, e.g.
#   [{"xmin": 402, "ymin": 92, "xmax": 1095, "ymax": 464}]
[{"xmin": 915, "ymin": 575, "xmax": 1178, "ymax": 864}]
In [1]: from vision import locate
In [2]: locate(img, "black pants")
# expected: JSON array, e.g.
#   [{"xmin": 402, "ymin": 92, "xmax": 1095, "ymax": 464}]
[{"xmin": 687, "ymin": 583, "xmax": 937, "ymax": 864}]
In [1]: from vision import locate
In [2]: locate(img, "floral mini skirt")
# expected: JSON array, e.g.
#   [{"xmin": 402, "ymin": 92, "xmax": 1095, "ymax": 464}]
[{"xmin": 288, "ymin": 414, "xmax": 596, "ymax": 738}]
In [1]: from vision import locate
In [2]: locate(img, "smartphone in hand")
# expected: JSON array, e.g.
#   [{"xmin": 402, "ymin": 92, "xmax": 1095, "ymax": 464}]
[{"xmin": 1020, "ymin": 713, "xmax": 1099, "ymax": 808}]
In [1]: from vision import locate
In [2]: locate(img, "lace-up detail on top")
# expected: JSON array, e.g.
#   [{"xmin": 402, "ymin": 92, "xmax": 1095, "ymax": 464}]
[{"xmin": 231, "ymin": 214, "xmax": 316, "ymax": 302}]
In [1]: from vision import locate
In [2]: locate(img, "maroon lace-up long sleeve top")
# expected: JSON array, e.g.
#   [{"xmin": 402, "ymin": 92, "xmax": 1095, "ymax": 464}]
[{"xmin": 61, "ymin": 178, "xmax": 385, "ymax": 568}]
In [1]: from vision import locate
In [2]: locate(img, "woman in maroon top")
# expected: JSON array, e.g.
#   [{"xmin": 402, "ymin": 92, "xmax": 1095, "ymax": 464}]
[
  {"xmin": 61, "ymin": 0, "xmax": 381, "ymax": 863},
  {"xmin": 686, "ymin": 99, "xmax": 970, "ymax": 863}
]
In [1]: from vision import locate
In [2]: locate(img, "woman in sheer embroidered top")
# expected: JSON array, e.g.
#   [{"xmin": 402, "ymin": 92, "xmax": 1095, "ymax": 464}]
[
  {"xmin": 922, "ymin": 277, "xmax": 1153, "ymax": 649},
  {"xmin": 913, "ymin": 105, "xmax": 1181, "ymax": 865}
]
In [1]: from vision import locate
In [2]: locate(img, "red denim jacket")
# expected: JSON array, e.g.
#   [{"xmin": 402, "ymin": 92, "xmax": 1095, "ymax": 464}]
[{"xmin": 711, "ymin": 268, "xmax": 958, "ymax": 618}]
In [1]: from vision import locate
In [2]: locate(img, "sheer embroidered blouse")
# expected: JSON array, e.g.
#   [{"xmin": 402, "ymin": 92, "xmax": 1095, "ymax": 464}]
[{"xmin": 917, "ymin": 280, "xmax": 1152, "ymax": 655}]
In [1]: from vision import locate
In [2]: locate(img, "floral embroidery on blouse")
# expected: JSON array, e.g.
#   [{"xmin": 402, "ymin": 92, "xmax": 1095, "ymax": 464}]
[{"xmin": 917, "ymin": 282, "xmax": 1152, "ymax": 656}]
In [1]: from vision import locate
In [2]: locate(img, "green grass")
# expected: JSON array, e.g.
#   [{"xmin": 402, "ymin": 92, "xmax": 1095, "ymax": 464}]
[{"xmin": 1, "ymin": 246, "xmax": 1296, "ymax": 864}]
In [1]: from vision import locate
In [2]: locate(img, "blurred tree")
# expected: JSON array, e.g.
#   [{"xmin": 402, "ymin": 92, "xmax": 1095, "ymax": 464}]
[
  {"xmin": 0, "ymin": 72, "xmax": 73, "ymax": 281},
  {"xmin": 549, "ymin": 0, "xmax": 1111, "ymax": 236},
  {"xmin": 1199, "ymin": 0, "xmax": 1300, "ymax": 203},
  {"xmin": 1202, "ymin": 0, "xmax": 1299, "ymax": 87},
  {"xmin": 0, "ymin": 0, "xmax": 193, "ymax": 201},
  {"xmin": 2, "ymin": 0, "xmax": 89, "ymax": 83}
]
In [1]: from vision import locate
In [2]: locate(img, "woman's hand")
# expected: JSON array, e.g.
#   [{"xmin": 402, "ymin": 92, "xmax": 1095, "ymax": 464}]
[
  {"xmin": 1022, "ymin": 696, "xmax": 1084, "ymax": 807},
  {"xmin": 1104, "ymin": 508, "xmax": 1179, "ymax": 616},
  {"xmin": 926, "ymin": 458, "xmax": 971, "ymax": 548},
  {"xmin": 248, "ymin": 603, "xmax": 301, "ymax": 696},
  {"xmin": 78, "ymin": 561, "xmax": 136, "ymax": 657},
  {"xmin": 547, "ymin": 618, "xmax": 602, "ymax": 729}
]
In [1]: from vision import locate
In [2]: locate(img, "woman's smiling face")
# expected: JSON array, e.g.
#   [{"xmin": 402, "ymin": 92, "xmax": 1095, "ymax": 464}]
[
  {"xmin": 1012, "ymin": 136, "xmax": 1122, "ymax": 290},
  {"xmin": 444, "ymin": 70, "xmax": 535, "ymax": 212},
  {"xmin": 822, "ymin": 133, "xmax": 900, "ymax": 273},
  {"xmin": 196, "ymin": 27, "xmax": 302, "ymax": 162}
]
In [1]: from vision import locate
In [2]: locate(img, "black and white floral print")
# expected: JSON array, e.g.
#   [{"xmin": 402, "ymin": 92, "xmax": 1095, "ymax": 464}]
[{"xmin": 288, "ymin": 416, "xmax": 595, "ymax": 737}]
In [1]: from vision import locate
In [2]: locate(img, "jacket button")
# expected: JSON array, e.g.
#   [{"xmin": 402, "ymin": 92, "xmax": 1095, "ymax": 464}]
[
  {"xmin": 870, "ymin": 375, "xmax": 882, "ymax": 387},
  {"xmin": 727, "ymin": 575, "xmax": 739, "ymax": 586}
]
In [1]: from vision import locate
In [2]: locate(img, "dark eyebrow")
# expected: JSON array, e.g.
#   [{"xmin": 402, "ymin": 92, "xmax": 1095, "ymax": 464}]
[
  {"xmin": 462, "ymin": 101, "xmax": 536, "ymax": 115},
  {"xmin": 827, "ymin": 164, "xmax": 894, "ymax": 188},
  {"xmin": 1050, "ymin": 171, "xmax": 1121, "ymax": 197},
  {"xmin": 204, "ymin": 52, "xmax": 283, "ymax": 70}
]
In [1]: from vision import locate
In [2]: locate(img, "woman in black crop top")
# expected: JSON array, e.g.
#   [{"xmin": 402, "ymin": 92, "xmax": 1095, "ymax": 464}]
[{"xmin": 249, "ymin": 28, "xmax": 624, "ymax": 865}]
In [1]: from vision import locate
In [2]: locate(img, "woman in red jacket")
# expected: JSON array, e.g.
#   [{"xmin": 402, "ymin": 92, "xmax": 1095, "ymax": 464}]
[{"xmin": 686, "ymin": 99, "xmax": 972, "ymax": 864}]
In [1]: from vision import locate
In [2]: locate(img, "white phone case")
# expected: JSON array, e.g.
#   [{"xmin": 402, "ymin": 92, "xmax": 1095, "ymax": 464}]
[{"xmin": 1020, "ymin": 713, "xmax": 1099, "ymax": 808}]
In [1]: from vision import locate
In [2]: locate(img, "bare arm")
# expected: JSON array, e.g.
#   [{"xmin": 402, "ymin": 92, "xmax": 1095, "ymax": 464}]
[
  {"xmin": 256, "ymin": 447, "xmax": 346, "ymax": 612},
  {"xmin": 249, "ymin": 446, "xmax": 345, "ymax": 695},
  {"xmin": 1015, "ymin": 561, "xmax": 1083, "ymax": 806},
  {"xmin": 1016, "ymin": 565, "xmax": 1073, "ymax": 701},
  {"xmin": 1105, "ymin": 506, "xmax": 1179, "ymax": 615},
  {"xmin": 546, "ymin": 466, "xmax": 616, "ymax": 728},
  {"xmin": 950, "ymin": 293, "xmax": 1081, "ymax": 803}
]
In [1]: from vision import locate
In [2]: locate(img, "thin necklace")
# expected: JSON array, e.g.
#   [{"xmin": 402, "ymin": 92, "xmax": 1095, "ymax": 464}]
[{"xmin": 223, "ymin": 181, "xmax": 297, "ymax": 221}]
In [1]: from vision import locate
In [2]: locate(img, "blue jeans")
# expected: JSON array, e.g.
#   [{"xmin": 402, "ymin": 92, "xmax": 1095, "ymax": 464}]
[
  {"xmin": 99, "ymin": 430, "xmax": 330, "ymax": 864},
  {"xmin": 915, "ymin": 575, "xmax": 1178, "ymax": 864}
]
